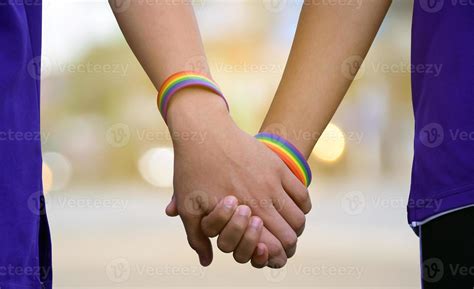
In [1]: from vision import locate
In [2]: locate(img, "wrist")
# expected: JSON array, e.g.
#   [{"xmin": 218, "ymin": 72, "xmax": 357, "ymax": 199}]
[
  {"xmin": 166, "ymin": 87, "xmax": 233, "ymax": 143},
  {"xmin": 260, "ymin": 121, "xmax": 315, "ymax": 159}
]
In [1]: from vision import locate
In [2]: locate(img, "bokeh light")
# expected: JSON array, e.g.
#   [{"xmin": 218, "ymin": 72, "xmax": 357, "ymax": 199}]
[
  {"xmin": 138, "ymin": 147, "xmax": 174, "ymax": 188},
  {"xmin": 312, "ymin": 123, "xmax": 346, "ymax": 163},
  {"xmin": 42, "ymin": 163, "xmax": 53, "ymax": 194},
  {"xmin": 42, "ymin": 152, "xmax": 73, "ymax": 192}
]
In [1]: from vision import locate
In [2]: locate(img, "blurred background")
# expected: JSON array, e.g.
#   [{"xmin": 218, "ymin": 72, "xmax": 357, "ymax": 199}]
[{"xmin": 40, "ymin": 0, "xmax": 420, "ymax": 288}]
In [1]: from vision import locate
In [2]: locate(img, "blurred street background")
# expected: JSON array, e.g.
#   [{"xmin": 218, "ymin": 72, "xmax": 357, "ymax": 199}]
[{"xmin": 40, "ymin": 0, "xmax": 420, "ymax": 288}]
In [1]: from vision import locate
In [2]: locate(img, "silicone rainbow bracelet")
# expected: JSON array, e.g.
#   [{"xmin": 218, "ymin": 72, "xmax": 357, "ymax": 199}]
[
  {"xmin": 255, "ymin": 132, "xmax": 312, "ymax": 187},
  {"xmin": 157, "ymin": 71, "xmax": 229, "ymax": 122}
]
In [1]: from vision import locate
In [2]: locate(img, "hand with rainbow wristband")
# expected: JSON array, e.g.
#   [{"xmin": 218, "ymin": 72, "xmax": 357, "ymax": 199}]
[
  {"xmin": 255, "ymin": 132, "xmax": 312, "ymax": 187},
  {"xmin": 161, "ymin": 72, "xmax": 312, "ymax": 269},
  {"xmin": 110, "ymin": 0, "xmax": 313, "ymax": 272},
  {"xmin": 158, "ymin": 73, "xmax": 311, "ymax": 190}
]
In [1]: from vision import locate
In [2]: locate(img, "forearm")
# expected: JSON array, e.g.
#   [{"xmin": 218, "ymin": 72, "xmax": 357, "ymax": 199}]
[
  {"xmin": 110, "ymin": 0, "xmax": 229, "ymax": 133},
  {"xmin": 109, "ymin": 0, "xmax": 210, "ymax": 89},
  {"xmin": 261, "ymin": 0, "xmax": 391, "ymax": 158}
]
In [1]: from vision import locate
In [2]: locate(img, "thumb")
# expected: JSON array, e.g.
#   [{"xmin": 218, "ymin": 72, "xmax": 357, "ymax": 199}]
[
  {"xmin": 165, "ymin": 194, "xmax": 178, "ymax": 217},
  {"xmin": 181, "ymin": 214, "xmax": 213, "ymax": 266}
]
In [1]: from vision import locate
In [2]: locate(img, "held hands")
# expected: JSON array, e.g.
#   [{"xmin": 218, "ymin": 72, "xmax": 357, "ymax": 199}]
[{"xmin": 164, "ymin": 87, "xmax": 311, "ymax": 268}]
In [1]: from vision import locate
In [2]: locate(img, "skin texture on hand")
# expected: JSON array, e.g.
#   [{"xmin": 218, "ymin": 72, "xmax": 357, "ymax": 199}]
[{"xmin": 165, "ymin": 87, "xmax": 312, "ymax": 268}]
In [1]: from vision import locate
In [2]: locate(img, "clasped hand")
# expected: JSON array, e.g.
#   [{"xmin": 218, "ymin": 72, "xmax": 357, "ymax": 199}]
[{"xmin": 164, "ymin": 88, "xmax": 312, "ymax": 269}]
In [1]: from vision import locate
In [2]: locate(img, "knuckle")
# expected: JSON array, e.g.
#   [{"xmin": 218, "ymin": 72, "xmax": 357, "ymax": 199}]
[
  {"xmin": 281, "ymin": 232, "xmax": 298, "ymax": 251},
  {"xmin": 187, "ymin": 237, "xmax": 199, "ymax": 251},
  {"xmin": 245, "ymin": 230, "xmax": 260, "ymax": 243},
  {"xmin": 299, "ymin": 192, "xmax": 312, "ymax": 214},
  {"xmin": 251, "ymin": 261, "xmax": 266, "ymax": 269},
  {"xmin": 234, "ymin": 221, "xmax": 248, "ymax": 232},
  {"xmin": 267, "ymin": 241, "xmax": 284, "ymax": 258},
  {"xmin": 294, "ymin": 213, "xmax": 306, "ymax": 236},
  {"xmin": 217, "ymin": 238, "xmax": 233, "ymax": 253},
  {"xmin": 268, "ymin": 257, "xmax": 287, "ymax": 269},
  {"xmin": 202, "ymin": 226, "xmax": 219, "ymax": 238},
  {"xmin": 233, "ymin": 252, "xmax": 250, "ymax": 264}
]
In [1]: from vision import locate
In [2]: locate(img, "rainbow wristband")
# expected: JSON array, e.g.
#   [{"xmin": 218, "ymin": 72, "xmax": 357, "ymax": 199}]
[
  {"xmin": 255, "ymin": 132, "xmax": 312, "ymax": 187},
  {"xmin": 157, "ymin": 71, "xmax": 229, "ymax": 122}
]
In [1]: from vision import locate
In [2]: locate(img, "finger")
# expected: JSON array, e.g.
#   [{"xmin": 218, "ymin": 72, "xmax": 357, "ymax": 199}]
[
  {"xmin": 250, "ymin": 243, "xmax": 269, "ymax": 268},
  {"xmin": 233, "ymin": 216, "xmax": 263, "ymax": 264},
  {"xmin": 201, "ymin": 196, "xmax": 238, "ymax": 237},
  {"xmin": 180, "ymin": 212, "xmax": 213, "ymax": 266},
  {"xmin": 165, "ymin": 194, "xmax": 178, "ymax": 217},
  {"xmin": 258, "ymin": 205, "xmax": 298, "ymax": 259},
  {"xmin": 282, "ymin": 171, "xmax": 312, "ymax": 214},
  {"xmin": 216, "ymin": 205, "xmax": 251, "ymax": 253},
  {"xmin": 257, "ymin": 226, "xmax": 287, "ymax": 268},
  {"xmin": 273, "ymin": 192, "xmax": 306, "ymax": 236}
]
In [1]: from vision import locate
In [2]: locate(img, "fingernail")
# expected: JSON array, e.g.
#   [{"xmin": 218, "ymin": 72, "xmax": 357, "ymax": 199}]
[
  {"xmin": 237, "ymin": 206, "xmax": 250, "ymax": 216},
  {"xmin": 224, "ymin": 196, "xmax": 237, "ymax": 209},
  {"xmin": 257, "ymin": 245, "xmax": 265, "ymax": 256},
  {"xmin": 250, "ymin": 217, "xmax": 261, "ymax": 229}
]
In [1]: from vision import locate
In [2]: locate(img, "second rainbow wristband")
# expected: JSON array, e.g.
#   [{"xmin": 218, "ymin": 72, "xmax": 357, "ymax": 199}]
[{"xmin": 255, "ymin": 132, "xmax": 312, "ymax": 187}]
